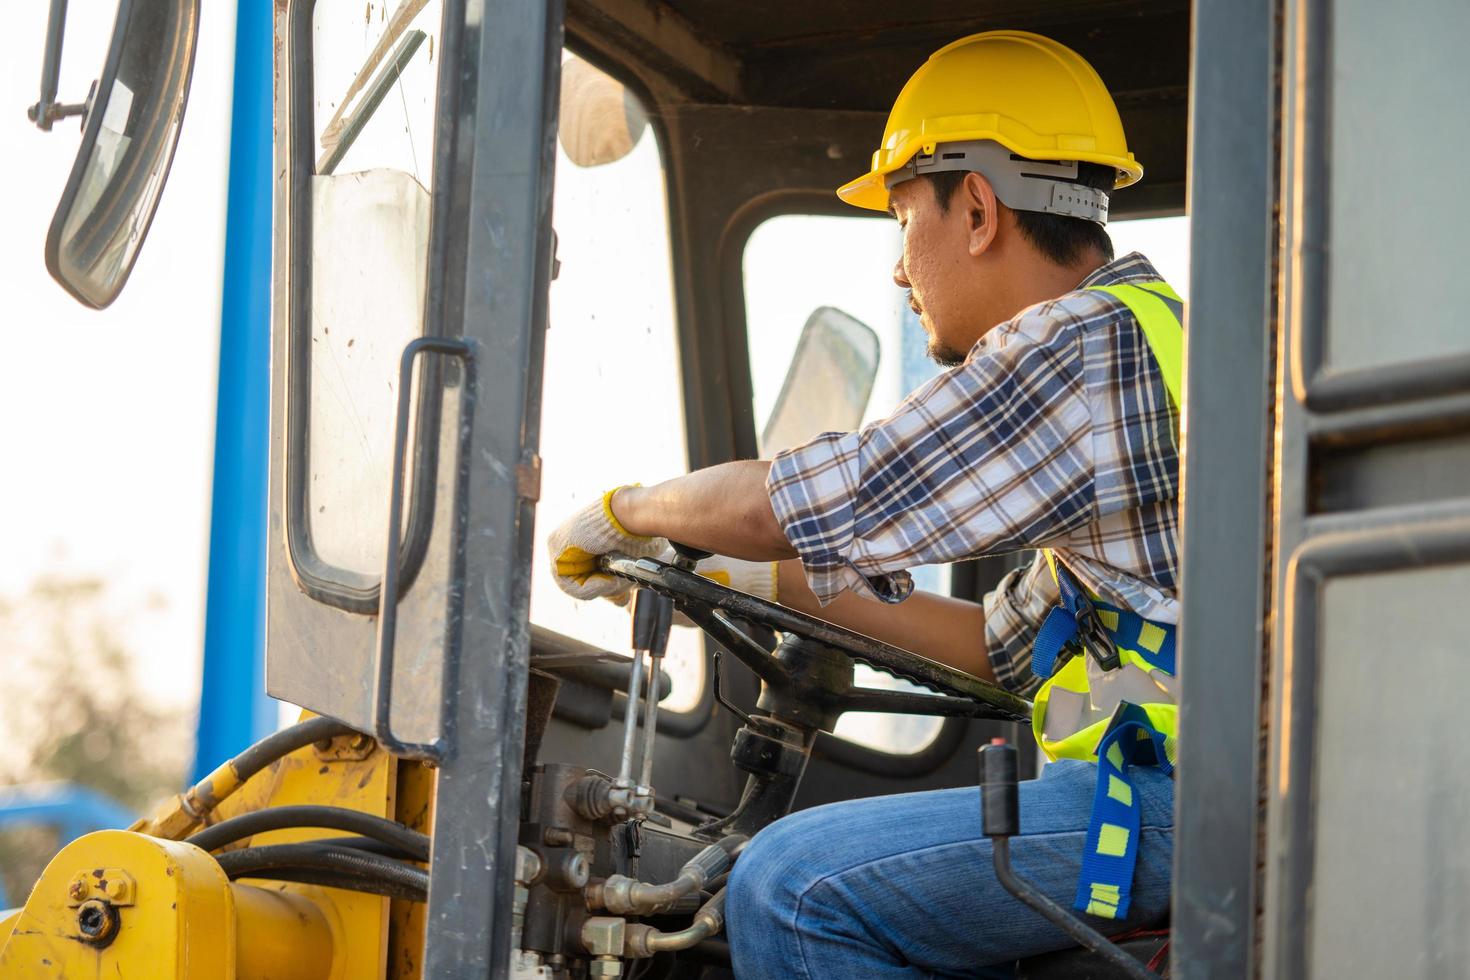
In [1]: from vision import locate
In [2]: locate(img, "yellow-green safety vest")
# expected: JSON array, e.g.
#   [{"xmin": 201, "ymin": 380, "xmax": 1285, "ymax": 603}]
[{"xmin": 1027, "ymin": 279, "xmax": 1184, "ymax": 922}]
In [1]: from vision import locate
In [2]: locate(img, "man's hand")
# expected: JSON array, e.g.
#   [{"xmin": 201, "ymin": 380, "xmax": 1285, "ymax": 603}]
[{"xmin": 547, "ymin": 488, "xmax": 668, "ymax": 599}]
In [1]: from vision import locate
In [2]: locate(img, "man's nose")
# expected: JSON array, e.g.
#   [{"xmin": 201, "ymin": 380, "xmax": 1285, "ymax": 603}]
[{"xmin": 892, "ymin": 255, "xmax": 910, "ymax": 289}]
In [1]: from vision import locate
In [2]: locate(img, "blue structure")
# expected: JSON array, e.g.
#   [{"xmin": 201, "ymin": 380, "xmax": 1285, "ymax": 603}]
[
  {"xmin": 0, "ymin": 784, "xmax": 135, "ymax": 908},
  {"xmin": 191, "ymin": 0, "xmax": 277, "ymax": 782}
]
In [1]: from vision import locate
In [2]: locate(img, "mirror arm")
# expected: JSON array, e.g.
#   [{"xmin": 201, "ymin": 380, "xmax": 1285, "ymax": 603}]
[{"xmin": 28, "ymin": 0, "xmax": 88, "ymax": 132}]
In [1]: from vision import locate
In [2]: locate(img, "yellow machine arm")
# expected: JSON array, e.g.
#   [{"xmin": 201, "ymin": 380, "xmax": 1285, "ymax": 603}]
[{"xmin": 0, "ymin": 715, "xmax": 433, "ymax": 979}]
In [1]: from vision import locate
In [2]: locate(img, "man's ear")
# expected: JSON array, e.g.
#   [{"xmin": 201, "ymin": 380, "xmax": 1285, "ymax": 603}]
[{"xmin": 962, "ymin": 171, "xmax": 998, "ymax": 257}]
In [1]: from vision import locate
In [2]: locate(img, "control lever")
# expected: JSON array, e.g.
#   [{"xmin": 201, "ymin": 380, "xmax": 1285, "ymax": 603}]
[
  {"xmin": 610, "ymin": 588, "xmax": 674, "ymax": 818},
  {"xmin": 979, "ymin": 740, "xmax": 1158, "ymax": 980}
]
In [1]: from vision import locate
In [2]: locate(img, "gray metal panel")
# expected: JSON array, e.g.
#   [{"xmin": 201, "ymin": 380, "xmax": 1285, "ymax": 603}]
[
  {"xmin": 1288, "ymin": 0, "xmax": 1470, "ymax": 411},
  {"xmin": 1169, "ymin": 0, "xmax": 1275, "ymax": 974},
  {"xmin": 1312, "ymin": 561, "xmax": 1470, "ymax": 978},
  {"xmin": 419, "ymin": 0, "xmax": 565, "ymax": 972},
  {"xmin": 1264, "ymin": 0, "xmax": 1470, "ymax": 974},
  {"xmin": 1322, "ymin": 0, "xmax": 1470, "ymax": 378},
  {"xmin": 1265, "ymin": 511, "xmax": 1470, "ymax": 978}
]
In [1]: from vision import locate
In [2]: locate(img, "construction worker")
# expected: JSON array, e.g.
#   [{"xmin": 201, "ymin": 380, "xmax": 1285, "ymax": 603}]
[{"xmin": 548, "ymin": 31, "xmax": 1180, "ymax": 975}]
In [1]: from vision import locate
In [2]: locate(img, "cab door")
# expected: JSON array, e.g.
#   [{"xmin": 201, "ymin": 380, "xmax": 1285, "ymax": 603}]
[
  {"xmin": 1176, "ymin": 0, "xmax": 1470, "ymax": 976},
  {"xmin": 1261, "ymin": 0, "xmax": 1470, "ymax": 976},
  {"xmin": 265, "ymin": 1, "xmax": 564, "ymax": 973}
]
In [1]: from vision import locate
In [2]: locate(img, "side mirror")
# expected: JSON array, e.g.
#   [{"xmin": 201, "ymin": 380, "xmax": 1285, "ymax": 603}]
[
  {"xmin": 36, "ymin": 0, "xmax": 201, "ymax": 309},
  {"xmin": 760, "ymin": 307, "xmax": 882, "ymax": 455},
  {"xmin": 558, "ymin": 54, "xmax": 648, "ymax": 168}
]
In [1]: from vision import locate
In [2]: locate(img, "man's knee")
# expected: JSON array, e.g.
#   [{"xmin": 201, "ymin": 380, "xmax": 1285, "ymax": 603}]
[{"xmin": 727, "ymin": 807, "xmax": 829, "ymax": 931}]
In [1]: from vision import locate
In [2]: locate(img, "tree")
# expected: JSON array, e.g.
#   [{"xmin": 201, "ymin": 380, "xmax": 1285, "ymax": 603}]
[{"xmin": 0, "ymin": 576, "xmax": 190, "ymax": 906}]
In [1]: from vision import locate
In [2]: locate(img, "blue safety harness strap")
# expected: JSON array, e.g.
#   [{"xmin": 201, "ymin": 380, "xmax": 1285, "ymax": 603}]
[
  {"xmin": 1074, "ymin": 703, "xmax": 1174, "ymax": 920},
  {"xmin": 1029, "ymin": 560, "xmax": 1178, "ymax": 921},
  {"xmin": 1031, "ymin": 564, "xmax": 1177, "ymax": 679}
]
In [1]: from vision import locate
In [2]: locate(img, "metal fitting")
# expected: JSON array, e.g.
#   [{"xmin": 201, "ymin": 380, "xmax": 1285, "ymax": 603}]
[
  {"xmin": 589, "ymin": 956, "xmax": 623, "ymax": 978},
  {"xmin": 623, "ymin": 891, "xmax": 727, "ymax": 958},
  {"xmin": 514, "ymin": 845, "xmax": 543, "ymax": 886},
  {"xmin": 75, "ymin": 899, "xmax": 120, "ymax": 947},
  {"xmin": 67, "ymin": 868, "xmax": 137, "ymax": 908},
  {"xmin": 582, "ymin": 916, "xmax": 626, "ymax": 956},
  {"xmin": 562, "ymin": 851, "xmax": 591, "ymax": 889}
]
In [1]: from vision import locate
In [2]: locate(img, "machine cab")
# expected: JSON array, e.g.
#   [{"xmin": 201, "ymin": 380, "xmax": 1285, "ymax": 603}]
[{"xmin": 10, "ymin": 0, "xmax": 1470, "ymax": 977}]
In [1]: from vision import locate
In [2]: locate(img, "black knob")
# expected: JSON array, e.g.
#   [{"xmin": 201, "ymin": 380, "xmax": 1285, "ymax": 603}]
[
  {"xmin": 979, "ymin": 739, "xmax": 1020, "ymax": 838},
  {"xmin": 670, "ymin": 542, "xmax": 713, "ymax": 567}
]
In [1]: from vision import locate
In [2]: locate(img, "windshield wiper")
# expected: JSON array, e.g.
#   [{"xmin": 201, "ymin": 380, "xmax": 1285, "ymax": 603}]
[{"xmin": 317, "ymin": 0, "xmax": 430, "ymax": 169}]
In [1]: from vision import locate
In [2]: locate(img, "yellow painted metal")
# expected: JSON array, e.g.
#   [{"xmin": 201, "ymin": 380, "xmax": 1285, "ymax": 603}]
[
  {"xmin": 0, "ymin": 829, "xmax": 235, "ymax": 978},
  {"xmin": 233, "ymin": 883, "xmax": 335, "ymax": 979},
  {"xmin": 210, "ymin": 715, "xmax": 402, "ymax": 980},
  {"xmin": 0, "ymin": 712, "xmax": 413, "ymax": 979},
  {"xmin": 0, "ymin": 909, "xmax": 22, "ymax": 950}
]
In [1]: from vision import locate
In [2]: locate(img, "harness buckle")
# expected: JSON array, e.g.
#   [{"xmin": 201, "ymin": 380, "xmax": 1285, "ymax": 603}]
[{"xmin": 1073, "ymin": 604, "xmax": 1121, "ymax": 672}]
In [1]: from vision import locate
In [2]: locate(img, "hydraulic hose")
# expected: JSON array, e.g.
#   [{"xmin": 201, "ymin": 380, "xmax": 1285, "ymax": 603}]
[
  {"xmin": 587, "ymin": 834, "xmax": 746, "ymax": 915},
  {"xmin": 236, "ymin": 866, "xmax": 427, "ymax": 903},
  {"xmin": 185, "ymin": 805, "xmax": 430, "ymax": 861},
  {"xmin": 624, "ymin": 889, "xmax": 727, "ymax": 957},
  {"xmin": 214, "ymin": 842, "xmax": 429, "ymax": 903},
  {"xmin": 134, "ymin": 716, "xmax": 357, "ymax": 839}
]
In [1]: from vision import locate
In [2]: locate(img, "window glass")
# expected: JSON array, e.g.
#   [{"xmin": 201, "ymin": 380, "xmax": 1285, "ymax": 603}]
[
  {"xmin": 305, "ymin": 0, "xmax": 442, "ymax": 578},
  {"xmin": 1109, "ymin": 215, "xmax": 1190, "ymax": 297},
  {"xmin": 528, "ymin": 54, "xmax": 704, "ymax": 713},
  {"xmin": 744, "ymin": 214, "xmax": 949, "ymax": 755}
]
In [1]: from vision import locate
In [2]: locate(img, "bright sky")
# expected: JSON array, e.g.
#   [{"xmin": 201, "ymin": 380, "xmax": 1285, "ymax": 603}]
[
  {"xmin": 0, "ymin": 4, "xmax": 1189, "ymax": 743},
  {"xmin": 0, "ymin": 3, "xmax": 237, "ymax": 712}
]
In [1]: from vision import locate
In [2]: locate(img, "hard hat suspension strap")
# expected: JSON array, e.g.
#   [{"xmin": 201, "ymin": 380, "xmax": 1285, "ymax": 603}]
[{"xmin": 883, "ymin": 139, "xmax": 1110, "ymax": 224}]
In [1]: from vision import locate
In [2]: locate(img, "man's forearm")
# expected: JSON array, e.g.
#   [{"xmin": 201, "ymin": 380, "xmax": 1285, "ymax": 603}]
[
  {"xmin": 611, "ymin": 461, "xmax": 797, "ymax": 561},
  {"xmin": 775, "ymin": 559, "xmax": 997, "ymax": 683}
]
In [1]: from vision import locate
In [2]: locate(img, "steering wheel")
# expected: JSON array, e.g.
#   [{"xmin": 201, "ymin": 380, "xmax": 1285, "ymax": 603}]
[{"xmin": 600, "ymin": 548, "xmax": 1032, "ymax": 726}]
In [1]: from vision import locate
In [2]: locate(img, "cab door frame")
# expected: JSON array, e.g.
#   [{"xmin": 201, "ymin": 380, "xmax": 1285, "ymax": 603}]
[
  {"xmin": 413, "ymin": 0, "xmax": 564, "ymax": 972},
  {"xmin": 1172, "ymin": 0, "xmax": 1276, "ymax": 973}
]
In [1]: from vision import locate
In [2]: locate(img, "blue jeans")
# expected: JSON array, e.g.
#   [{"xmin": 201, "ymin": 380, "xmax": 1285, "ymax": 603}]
[{"xmin": 725, "ymin": 759, "xmax": 1173, "ymax": 979}]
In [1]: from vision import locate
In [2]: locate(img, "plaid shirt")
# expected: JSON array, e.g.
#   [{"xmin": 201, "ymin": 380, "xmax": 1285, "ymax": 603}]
[{"xmin": 767, "ymin": 253, "xmax": 1181, "ymax": 697}]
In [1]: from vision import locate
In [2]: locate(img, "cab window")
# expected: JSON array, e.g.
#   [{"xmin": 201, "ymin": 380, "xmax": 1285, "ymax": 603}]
[
  {"xmin": 528, "ymin": 54, "xmax": 705, "ymax": 713},
  {"xmin": 743, "ymin": 212, "xmax": 951, "ymax": 755}
]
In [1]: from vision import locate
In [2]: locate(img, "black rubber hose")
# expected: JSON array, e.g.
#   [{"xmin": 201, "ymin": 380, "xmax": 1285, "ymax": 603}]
[
  {"xmin": 230, "ymin": 717, "xmax": 356, "ymax": 784},
  {"xmin": 185, "ymin": 805, "xmax": 430, "ymax": 861},
  {"xmin": 215, "ymin": 842, "xmax": 429, "ymax": 902},
  {"xmin": 234, "ymin": 866, "xmax": 427, "ymax": 903}
]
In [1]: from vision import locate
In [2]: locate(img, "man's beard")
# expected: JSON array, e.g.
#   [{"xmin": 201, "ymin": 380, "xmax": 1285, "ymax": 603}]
[{"xmin": 926, "ymin": 338, "xmax": 968, "ymax": 367}]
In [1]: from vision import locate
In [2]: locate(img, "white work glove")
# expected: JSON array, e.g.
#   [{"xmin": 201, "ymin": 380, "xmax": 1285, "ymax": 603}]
[
  {"xmin": 692, "ymin": 554, "xmax": 779, "ymax": 602},
  {"xmin": 547, "ymin": 487, "xmax": 667, "ymax": 600}
]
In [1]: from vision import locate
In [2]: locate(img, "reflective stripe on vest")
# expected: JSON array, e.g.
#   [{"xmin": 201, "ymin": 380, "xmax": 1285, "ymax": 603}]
[{"xmin": 1029, "ymin": 280, "xmax": 1183, "ymax": 921}]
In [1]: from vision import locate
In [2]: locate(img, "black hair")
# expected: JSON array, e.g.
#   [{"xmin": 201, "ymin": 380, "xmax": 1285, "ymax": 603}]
[{"xmin": 927, "ymin": 162, "xmax": 1116, "ymax": 266}]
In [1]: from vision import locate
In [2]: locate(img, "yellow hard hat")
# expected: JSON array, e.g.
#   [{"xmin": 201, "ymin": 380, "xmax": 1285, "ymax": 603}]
[{"xmin": 837, "ymin": 30, "xmax": 1142, "ymax": 212}]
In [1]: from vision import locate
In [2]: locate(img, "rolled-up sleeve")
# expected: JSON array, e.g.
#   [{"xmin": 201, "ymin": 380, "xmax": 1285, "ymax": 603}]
[
  {"xmin": 982, "ymin": 552, "xmax": 1059, "ymax": 697},
  {"xmin": 765, "ymin": 309, "xmax": 1094, "ymax": 606}
]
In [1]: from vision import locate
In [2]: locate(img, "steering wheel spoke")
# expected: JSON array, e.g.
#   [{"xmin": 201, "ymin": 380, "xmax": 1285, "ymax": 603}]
[{"xmin": 601, "ymin": 553, "xmax": 1032, "ymax": 723}]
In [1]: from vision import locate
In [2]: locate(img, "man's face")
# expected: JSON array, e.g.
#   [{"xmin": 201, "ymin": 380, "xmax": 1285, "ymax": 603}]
[{"xmin": 888, "ymin": 177, "xmax": 981, "ymax": 367}]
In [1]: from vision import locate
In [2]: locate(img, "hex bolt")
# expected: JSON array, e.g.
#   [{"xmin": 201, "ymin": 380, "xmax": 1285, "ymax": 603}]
[
  {"xmin": 68, "ymin": 877, "xmax": 89, "ymax": 902},
  {"xmin": 348, "ymin": 733, "xmax": 375, "ymax": 753},
  {"xmin": 76, "ymin": 899, "xmax": 119, "ymax": 946}
]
